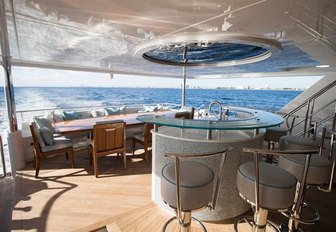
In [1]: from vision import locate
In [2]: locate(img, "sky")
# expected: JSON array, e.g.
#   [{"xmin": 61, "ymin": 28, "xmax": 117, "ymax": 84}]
[{"xmin": 0, "ymin": 66, "xmax": 323, "ymax": 89}]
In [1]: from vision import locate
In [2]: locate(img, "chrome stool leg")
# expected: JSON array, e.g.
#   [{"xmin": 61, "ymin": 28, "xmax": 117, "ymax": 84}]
[
  {"xmin": 161, "ymin": 149, "xmax": 230, "ymax": 232},
  {"xmin": 234, "ymin": 208, "xmax": 280, "ymax": 232},
  {"xmin": 162, "ymin": 211, "xmax": 207, "ymax": 232},
  {"xmin": 265, "ymin": 141, "xmax": 275, "ymax": 163}
]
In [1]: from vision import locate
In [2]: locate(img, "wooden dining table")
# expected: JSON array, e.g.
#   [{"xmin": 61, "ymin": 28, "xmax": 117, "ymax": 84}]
[{"xmin": 53, "ymin": 111, "xmax": 175, "ymax": 134}]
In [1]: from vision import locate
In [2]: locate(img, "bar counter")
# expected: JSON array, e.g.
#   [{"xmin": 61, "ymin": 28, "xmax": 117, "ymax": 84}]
[{"xmin": 137, "ymin": 107, "xmax": 284, "ymax": 221}]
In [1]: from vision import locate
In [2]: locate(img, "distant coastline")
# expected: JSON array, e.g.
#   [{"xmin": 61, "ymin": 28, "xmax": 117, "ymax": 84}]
[
  {"xmin": 1, "ymin": 87, "xmax": 302, "ymax": 135},
  {"xmin": 14, "ymin": 86, "xmax": 306, "ymax": 91}
]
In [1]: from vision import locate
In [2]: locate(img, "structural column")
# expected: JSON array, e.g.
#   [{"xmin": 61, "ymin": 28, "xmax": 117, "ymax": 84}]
[{"xmin": 0, "ymin": 0, "xmax": 18, "ymax": 132}]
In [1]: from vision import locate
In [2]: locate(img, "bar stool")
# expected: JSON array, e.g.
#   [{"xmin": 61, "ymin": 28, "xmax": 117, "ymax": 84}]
[
  {"xmin": 161, "ymin": 148, "xmax": 231, "ymax": 232},
  {"xmin": 235, "ymin": 148, "xmax": 305, "ymax": 232},
  {"xmin": 278, "ymin": 135, "xmax": 331, "ymax": 231},
  {"xmin": 264, "ymin": 127, "xmax": 287, "ymax": 163}
]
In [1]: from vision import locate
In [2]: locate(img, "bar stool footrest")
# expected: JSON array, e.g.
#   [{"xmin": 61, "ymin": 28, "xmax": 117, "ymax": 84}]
[
  {"xmin": 234, "ymin": 216, "xmax": 280, "ymax": 232},
  {"xmin": 162, "ymin": 215, "xmax": 207, "ymax": 232},
  {"xmin": 281, "ymin": 202, "xmax": 320, "ymax": 225}
]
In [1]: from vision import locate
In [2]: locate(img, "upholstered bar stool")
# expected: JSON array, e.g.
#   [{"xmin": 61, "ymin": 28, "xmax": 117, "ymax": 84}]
[
  {"xmin": 278, "ymin": 135, "xmax": 331, "ymax": 231},
  {"xmin": 161, "ymin": 148, "xmax": 231, "ymax": 232},
  {"xmin": 263, "ymin": 127, "xmax": 287, "ymax": 163},
  {"xmin": 235, "ymin": 148, "xmax": 300, "ymax": 232}
]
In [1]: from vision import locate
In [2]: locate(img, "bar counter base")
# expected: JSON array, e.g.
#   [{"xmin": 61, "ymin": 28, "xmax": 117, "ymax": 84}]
[{"xmin": 151, "ymin": 127, "xmax": 265, "ymax": 221}]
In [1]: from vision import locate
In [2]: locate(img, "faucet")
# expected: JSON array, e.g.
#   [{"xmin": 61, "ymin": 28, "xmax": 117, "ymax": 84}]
[{"xmin": 209, "ymin": 101, "xmax": 224, "ymax": 120}]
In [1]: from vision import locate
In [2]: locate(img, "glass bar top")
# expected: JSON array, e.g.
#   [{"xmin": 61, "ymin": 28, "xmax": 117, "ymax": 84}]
[{"xmin": 137, "ymin": 107, "xmax": 284, "ymax": 130}]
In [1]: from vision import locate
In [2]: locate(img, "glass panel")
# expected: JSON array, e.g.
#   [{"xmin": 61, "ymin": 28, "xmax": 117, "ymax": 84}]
[{"xmin": 137, "ymin": 107, "xmax": 284, "ymax": 130}]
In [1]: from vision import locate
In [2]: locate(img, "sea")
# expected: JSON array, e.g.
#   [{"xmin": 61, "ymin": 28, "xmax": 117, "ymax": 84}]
[
  {"xmin": 0, "ymin": 87, "xmax": 302, "ymax": 174},
  {"xmin": 0, "ymin": 87, "xmax": 302, "ymax": 135}
]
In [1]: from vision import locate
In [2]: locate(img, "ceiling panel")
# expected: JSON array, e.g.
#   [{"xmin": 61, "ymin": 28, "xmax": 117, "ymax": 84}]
[{"xmin": 2, "ymin": 0, "xmax": 335, "ymax": 78}]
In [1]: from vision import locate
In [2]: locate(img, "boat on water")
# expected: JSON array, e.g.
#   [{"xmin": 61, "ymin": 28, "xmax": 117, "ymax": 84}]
[{"xmin": 1, "ymin": 0, "xmax": 336, "ymax": 231}]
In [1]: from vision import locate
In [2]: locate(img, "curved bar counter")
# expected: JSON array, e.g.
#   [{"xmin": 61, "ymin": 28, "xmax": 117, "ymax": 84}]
[{"xmin": 137, "ymin": 107, "xmax": 284, "ymax": 221}]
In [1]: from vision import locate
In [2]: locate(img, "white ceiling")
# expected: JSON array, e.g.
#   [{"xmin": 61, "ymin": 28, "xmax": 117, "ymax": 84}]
[{"xmin": 2, "ymin": 0, "xmax": 336, "ymax": 79}]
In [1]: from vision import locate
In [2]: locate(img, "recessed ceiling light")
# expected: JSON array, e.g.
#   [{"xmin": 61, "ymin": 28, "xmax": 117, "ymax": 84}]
[{"xmin": 316, "ymin": 65, "xmax": 330, "ymax": 68}]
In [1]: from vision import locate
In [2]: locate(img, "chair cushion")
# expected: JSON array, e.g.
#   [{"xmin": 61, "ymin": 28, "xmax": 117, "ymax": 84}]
[
  {"xmin": 41, "ymin": 138, "xmax": 73, "ymax": 152},
  {"xmin": 133, "ymin": 133, "xmax": 145, "ymax": 142},
  {"xmin": 77, "ymin": 111, "xmax": 92, "ymax": 119},
  {"xmin": 264, "ymin": 127, "xmax": 287, "ymax": 142},
  {"xmin": 40, "ymin": 127, "xmax": 55, "ymax": 146},
  {"xmin": 34, "ymin": 117, "xmax": 56, "ymax": 134},
  {"xmin": 161, "ymin": 161, "xmax": 214, "ymax": 211},
  {"xmin": 279, "ymin": 136, "xmax": 319, "ymax": 150},
  {"xmin": 237, "ymin": 162, "xmax": 297, "ymax": 210},
  {"xmin": 279, "ymin": 154, "xmax": 331, "ymax": 185},
  {"xmin": 124, "ymin": 106, "xmax": 140, "ymax": 114}
]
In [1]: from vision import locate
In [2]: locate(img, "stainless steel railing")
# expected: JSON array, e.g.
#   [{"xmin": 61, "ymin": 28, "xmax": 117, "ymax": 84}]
[
  {"xmin": 0, "ymin": 136, "xmax": 6, "ymax": 179},
  {"xmin": 278, "ymin": 80, "xmax": 336, "ymax": 137}
]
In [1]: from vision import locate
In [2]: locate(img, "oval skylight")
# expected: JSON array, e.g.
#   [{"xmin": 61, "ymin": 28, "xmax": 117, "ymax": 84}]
[{"xmin": 136, "ymin": 32, "xmax": 282, "ymax": 66}]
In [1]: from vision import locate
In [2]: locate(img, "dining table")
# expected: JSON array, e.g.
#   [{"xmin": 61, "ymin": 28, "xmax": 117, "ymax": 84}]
[{"xmin": 53, "ymin": 111, "xmax": 175, "ymax": 134}]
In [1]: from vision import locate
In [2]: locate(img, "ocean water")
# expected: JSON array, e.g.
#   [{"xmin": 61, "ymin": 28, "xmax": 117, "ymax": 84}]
[
  {"xmin": 0, "ymin": 87, "xmax": 302, "ymax": 174},
  {"xmin": 0, "ymin": 87, "xmax": 302, "ymax": 133}
]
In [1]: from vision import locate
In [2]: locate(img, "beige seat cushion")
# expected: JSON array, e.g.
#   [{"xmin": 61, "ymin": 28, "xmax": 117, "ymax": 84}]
[
  {"xmin": 279, "ymin": 154, "xmax": 331, "ymax": 185},
  {"xmin": 264, "ymin": 127, "xmax": 287, "ymax": 142},
  {"xmin": 278, "ymin": 135, "xmax": 331, "ymax": 185},
  {"xmin": 237, "ymin": 162, "xmax": 297, "ymax": 210},
  {"xmin": 41, "ymin": 138, "xmax": 73, "ymax": 152},
  {"xmin": 161, "ymin": 161, "xmax": 214, "ymax": 211},
  {"xmin": 133, "ymin": 133, "xmax": 144, "ymax": 142},
  {"xmin": 279, "ymin": 135, "xmax": 319, "ymax": 150}
]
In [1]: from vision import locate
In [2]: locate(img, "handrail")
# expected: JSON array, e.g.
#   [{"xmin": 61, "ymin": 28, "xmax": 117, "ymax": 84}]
[
  {"xmin": 292, "ymin": 99, "xmax": 336, "ymax": 137},
  {"xmin": 281, "ymin": 79, "xmax": 336, "ymax": 117},
  {"xmin": 0, "ymin": 136, "xmax": 6, "ymax": 179},
  {"xmin": 278, "ymin": 79, "xmax": 336, "ymax": 136},
  {"xmin": 318, "ymin": 129, "xmax": 336, "ymax": 192},
  {"xmin": 16, "ymin": 102, "xmax": 181, "ymax": 114}
]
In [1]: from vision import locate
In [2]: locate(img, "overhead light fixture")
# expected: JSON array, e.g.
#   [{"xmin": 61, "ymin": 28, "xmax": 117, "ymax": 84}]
[
  {"xmin": 136, "ymin": 32, "xmax": 282, "ymax": 66},
  {"xmin": 316, "ymin": 64, "xmax": 330, "ymax": 68}
]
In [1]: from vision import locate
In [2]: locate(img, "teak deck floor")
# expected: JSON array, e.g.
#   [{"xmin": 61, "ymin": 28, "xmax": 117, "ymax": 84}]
[{"xmin": 12, "ymin": 148, "xmax": 336, "ymax": 232}]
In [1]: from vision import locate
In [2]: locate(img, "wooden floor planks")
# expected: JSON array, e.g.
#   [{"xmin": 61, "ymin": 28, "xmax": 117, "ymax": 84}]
[{"xmin": 12, "ymin": 148, "xmax": 336, "ymax": 232}]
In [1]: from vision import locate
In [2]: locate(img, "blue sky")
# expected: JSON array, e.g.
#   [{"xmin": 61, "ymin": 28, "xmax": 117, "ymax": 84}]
[{"xmin": 1, "ymin": 66, "xmax": 323, "ymax": 89}]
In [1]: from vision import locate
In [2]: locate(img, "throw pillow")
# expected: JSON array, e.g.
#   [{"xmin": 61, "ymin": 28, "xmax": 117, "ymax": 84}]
[
  {"xmin": 119, "ymin": 106, "xmax": 126, "ymax": 114},
  {"xmin": 144, "ymin": 105, "xmax": 158, "ymax": 112},
  {"xmin": 91, "ymin": 109, "xmax": 105, "ymax": 117},
  {"xmin": 40, "ymin": 127, "xmax": 55, "ymax": 146},
  {"xmin": 104, "ymin": 107, "xmax": 120, "ymax": 115},
  {"xmin": 52, "ymin": 112, "xmax": 64, "ymax": 122},
  {"xmin": 62, "ymin": 111, "xmax": 78, "ymax": 121},
  {"xmin": 35, "ymin": 117, "xmax": 56, "ymax": 134}
]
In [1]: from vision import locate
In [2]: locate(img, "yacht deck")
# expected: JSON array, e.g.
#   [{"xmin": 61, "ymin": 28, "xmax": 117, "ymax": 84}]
[{"xmin": 12, "ymin": 148, "xmax": 336, "ymax": 232}]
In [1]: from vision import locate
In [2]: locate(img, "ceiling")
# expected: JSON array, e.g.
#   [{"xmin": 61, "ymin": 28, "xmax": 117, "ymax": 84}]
[{"xmin": 1, "ymin": 0, "xmax": 336, "ymax": 79}]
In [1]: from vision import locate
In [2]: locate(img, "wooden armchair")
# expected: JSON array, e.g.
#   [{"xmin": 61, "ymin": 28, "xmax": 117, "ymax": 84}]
[
  {"xmin": 180, "ymin": 106, "xmax": 195, "ymax": 119},
  {"xmin": 30, "ymin": 122, "xmax": 74, "ymax": 178},
  {"xmin": 175, "ymin": 111, "xmax": 193, "ymax": 119},
  {"xmin": 90, "ymin": 120, "xmax": 126, "ymax": 177},
  {"xmin": 131, "ymin": 123, "xmax": 154, "ymax": 163}
]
